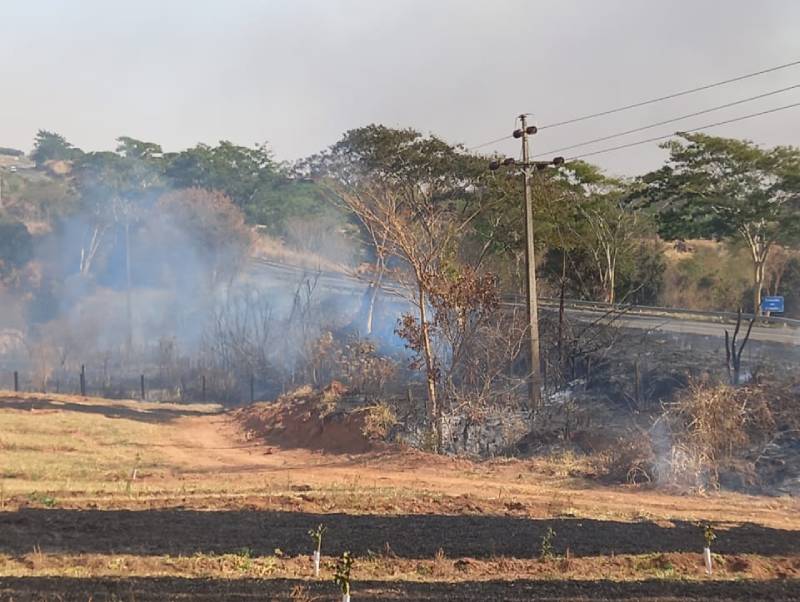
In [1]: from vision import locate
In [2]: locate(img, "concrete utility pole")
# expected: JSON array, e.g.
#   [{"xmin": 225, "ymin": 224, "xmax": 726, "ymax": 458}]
[
  {"xmin": 519, "ymin": 114, "xmax": 542, "ymax": 410},
  {"xmin": 489, "ymin": 115, "xmax": 564, "ymax": 414}
]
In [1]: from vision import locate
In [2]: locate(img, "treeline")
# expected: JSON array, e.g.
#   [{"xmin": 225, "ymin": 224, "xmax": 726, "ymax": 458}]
[
  {"xmin": 2, "ymin": 126, "xmax": 800, "ymax": 320},
  {"xmin": 23, "ymin": 130, "xmax": 332, "ymax": 234}
]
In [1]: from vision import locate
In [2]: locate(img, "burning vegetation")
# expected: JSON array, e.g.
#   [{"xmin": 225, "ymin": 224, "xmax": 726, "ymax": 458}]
[{"xmin": 0, "ymin": 126, "xmax": 799, "ymax": 498}]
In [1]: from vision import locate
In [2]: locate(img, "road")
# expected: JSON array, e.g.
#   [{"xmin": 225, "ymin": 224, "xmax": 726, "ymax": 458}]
[
  {"xmin": 546, "ymin": 306, "xmax": 799, "ymax": 346},
  {"xmin": 248, "ymin": 259, "xmax": 799, "ymax": 346}
]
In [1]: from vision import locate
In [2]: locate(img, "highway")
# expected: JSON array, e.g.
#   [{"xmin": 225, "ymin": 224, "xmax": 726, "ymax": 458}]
[
  {"xmin": 247, "ymin": 259, "xmax": 799, "ymax": 347},
  {"xmin": 538, "ymin": 306, "xmax": 799, "ymax": 346}
]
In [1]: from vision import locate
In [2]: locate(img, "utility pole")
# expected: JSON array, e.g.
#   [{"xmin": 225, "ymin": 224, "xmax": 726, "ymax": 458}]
[
  {"xmin": 519, "ymin": 114, "xmax": 542, "ymax": 410},
  {"xmin": 125, "ymin": 218, "xmax": 133, "ymax": 351},
  {"xmin": 489, "ymin": 115, "xmax": 564, "ymax": 414}
]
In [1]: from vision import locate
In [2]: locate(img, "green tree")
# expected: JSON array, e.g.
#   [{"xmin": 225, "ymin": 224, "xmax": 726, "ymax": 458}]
[
  {"xmin": 165, "ymin": 141, "xmax": 328, "ymax": 232},
  {"xmin": 71, "ymin": 149, "xmax": 166, "ymax": 347},
  {"xmin": 74, "ymin": 150, "xmax": 164, "ymax": 203},
  {"xmin": 542, "ymin": 161, "xmax": 661, "ymax": 305},
  {"xmin": 0, "ymin": 217, "xmax": 33, "ymax": 279},
  {"xmin": 115, "ymin": 136, "xmax": 163, "ymax": 160},
  {"xmin": 642, "ymin": 133, "xmax": 800, "ymax": 315},
  {"xmin": 31, "ymin": 130, "xmax": 82, "ymax": 167},
  {"xmin": 165, "ymin": 141, "xmax": 273, "ymax": 202}
]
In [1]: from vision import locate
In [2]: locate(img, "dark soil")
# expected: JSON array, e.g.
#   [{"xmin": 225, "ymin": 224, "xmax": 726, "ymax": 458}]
[
  {"xmin": 2, "ymin": 576, "xmax": 799, "ymax": 601},
  {"xmin": 2, "ymin": 509, "xmax": 799, "ymax": 558}
]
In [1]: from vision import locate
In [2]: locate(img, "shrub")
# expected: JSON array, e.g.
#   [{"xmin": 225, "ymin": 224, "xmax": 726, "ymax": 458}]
[
  {"xmin": 661, "ymin": 381, "xmax": 774, "ymax": 489},
  {"xmin": 308, "ymin": 523, "xmax": 327, "ymax": 553},
  {"xmin": 0, "ymin": 219, "xmax": 33, "ymax": 278},
  {"xmin": 360, "ymin": 402, "xmax": 397, "ymax": 440},
  {"xmin": 333, "ymin": 551, "xmax": 353, "ymax": 596},
  {"xmin": 601, "ymin": 431, "xmax": 656, "ymax": 484},
  {"xmin": 602, "ymin": 380, "xmax": 789, "ymax": 492},
  {"xmin": 539, "ymin": 527, "xmax": 557, "ymax": 561}
]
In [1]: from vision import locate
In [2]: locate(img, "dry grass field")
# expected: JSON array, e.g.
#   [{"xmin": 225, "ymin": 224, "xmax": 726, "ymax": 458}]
[{"xmin": 1, "ymin": 390, "xmax": 799, "ymax": 600}]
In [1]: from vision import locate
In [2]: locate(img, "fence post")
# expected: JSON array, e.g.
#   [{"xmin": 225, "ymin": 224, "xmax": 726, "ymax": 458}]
[
  {"xmin": 13, "ymin": 371, "xmax": 19, "ymax": 392},
  {"xmin": 202, "ymin": 374, "xmax": 206, "ymax": 402},
  {"xmin": 80, "ymin": 364, "xmax": 86, "ymax": 396},
  {"xmin": 140, "ymin": 374, "xmax": 146, "ymax": 401}
]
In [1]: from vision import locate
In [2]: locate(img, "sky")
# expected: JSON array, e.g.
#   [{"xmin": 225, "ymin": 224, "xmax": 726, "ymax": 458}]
[{"xmin": 2, "ymin": 0, "xmax": 800, "ymax": 176}]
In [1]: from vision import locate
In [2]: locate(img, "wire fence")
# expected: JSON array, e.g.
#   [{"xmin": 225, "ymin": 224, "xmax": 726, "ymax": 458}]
[{"xmin": 1, "ymin": 365, "xmax": 278, "ymax": 406}]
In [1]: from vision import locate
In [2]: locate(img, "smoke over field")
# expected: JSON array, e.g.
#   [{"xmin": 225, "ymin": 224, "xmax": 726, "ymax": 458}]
[{"xmin": 0, "ymin": 174, "xmax": 383, "ymax": 402}]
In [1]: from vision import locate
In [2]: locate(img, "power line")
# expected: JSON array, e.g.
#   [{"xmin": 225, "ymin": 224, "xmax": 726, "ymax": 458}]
[
  {"xmin": 540, "ymin": 58, "xmax": 800, "ymax": 129},
  {"xmin": 534, "ymin": 83, "xmax": 800, "ymax": 157},
  {"xmin": 567, "ymin": 101, "xmax": 800, "ymax": 161},
  {"xmin": 467, "ymin": 60, "xmax": 800, "ymax": 150},
  {"xmin": 467, "ymin": 58, "xmax": 800, "ymax": 151},
  {"xmin": 468, "ymin": 134, "xmax": 512, "ymax": 151},
  {"xmin": 468, "ymin": 116, "xmax": 527, "ymax": 150}
]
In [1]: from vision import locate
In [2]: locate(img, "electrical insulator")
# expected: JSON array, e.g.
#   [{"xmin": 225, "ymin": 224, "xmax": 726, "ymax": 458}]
[
  {"xmin": 502, "ymin": 157, "xmax": 516, "ymax": 166},
  {"xmin": 553, "ymin": 156, "xmax": 565, "ymax": 166},
  {"xmin": 512, "ymin": 129, "xmax": 523, "ymax": 139},
  {"xmin": 526, "ymin": 126, "xmax": 538, "ymax": 135}
]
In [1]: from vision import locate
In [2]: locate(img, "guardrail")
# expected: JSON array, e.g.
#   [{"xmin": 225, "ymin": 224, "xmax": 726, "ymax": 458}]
[
  {"xmin": 249, "ymin": 258, "xmax": 800, "ymax": 330},
  {"xmin": 528, "ymin": 297, "xmax": 800, "ymax": 329}
]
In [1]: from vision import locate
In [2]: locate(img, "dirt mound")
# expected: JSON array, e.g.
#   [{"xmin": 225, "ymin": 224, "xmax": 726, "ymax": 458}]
[{"xmin": 233, "ymin": 382, "xmax": 390, "ymax": 454}]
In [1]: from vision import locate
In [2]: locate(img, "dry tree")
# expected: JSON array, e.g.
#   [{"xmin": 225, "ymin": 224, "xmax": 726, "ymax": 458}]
[{"xmin": 724, "ymin": 308, "xmax": 755, "ymax": 386}]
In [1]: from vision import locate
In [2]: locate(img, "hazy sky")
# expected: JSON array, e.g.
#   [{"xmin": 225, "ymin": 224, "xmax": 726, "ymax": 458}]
[{"xmin": 2, "ymin": 0, "xmax": 800, "ymax": 176}]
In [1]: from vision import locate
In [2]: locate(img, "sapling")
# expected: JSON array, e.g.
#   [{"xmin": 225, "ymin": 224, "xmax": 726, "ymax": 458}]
[
  {"xmin": 334, "ymin": 550, "xmax": 354, "ymax": 602},
  {"xmin": 703, "ymin": 523, "xmax": 716, "ymax": 575},
  {"xmin": 540, "ymin": 527, "xmax": 557, "ymax": 561},
  {"xmin": 308, "ymin": 523, "xmax": 327, "ymax": 577}
]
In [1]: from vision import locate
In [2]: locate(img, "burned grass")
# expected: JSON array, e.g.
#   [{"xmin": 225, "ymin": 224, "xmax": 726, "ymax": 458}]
[
  {"xmin": 3, "ymin": 508, "xmax": 799, "ymax": 558},
  {"xmin": 2, "ymin": 575, "xmax": 799, "ymax": 601}
]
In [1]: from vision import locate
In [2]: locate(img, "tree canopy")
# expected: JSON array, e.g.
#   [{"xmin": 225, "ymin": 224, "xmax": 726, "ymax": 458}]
[
  {"xmin": 164, "ymin": 141, "xmax": 330, "ymax": 232},
  {"xmin": 31, "ymin": 130, "xmax": 83, "ymax": 166},
  {"xmin": 642, "ymin": 133, "xmax": 800, "ymax": 312}
]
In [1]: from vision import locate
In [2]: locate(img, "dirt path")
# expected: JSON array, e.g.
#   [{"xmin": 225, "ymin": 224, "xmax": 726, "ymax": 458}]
[
  {"xmin": 100, "ymin": 411, "xmax": 797, "ymax": 535},
  {"xmin": 4, "ymin": 390, "xmax": 797, "ymax": 530}
]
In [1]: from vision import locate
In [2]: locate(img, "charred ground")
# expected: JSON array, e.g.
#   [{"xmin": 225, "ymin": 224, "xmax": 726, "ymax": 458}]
[{"xmin": 1, "ymin": 391, "xmax": 799, "ymax": 601}]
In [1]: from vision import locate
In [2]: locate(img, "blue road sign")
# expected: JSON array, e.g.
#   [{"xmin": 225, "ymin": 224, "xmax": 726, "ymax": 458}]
[{"xmin": 761, "ymin": 296, "xmax": 784, "ymax": 313}]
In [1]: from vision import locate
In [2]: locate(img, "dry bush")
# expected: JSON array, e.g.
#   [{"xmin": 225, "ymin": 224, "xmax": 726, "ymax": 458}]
[
  {"xmin": 310, "ymin": 332, "xmax": 398, "ymax": 397},
  {"xmin": 156, "ymin": 188, "xmax": 254, "ymax": 288},
  {"xmin": 663, "ymin": 380, "xmax": 775, "ymax": 489},
  {"xmin": 26, "ymin": 341, "xmax": 59, "ymax": 392},
  {"xmin": 360, "ymin": 402, "xmax": 398, "ymax": 440},
  {"xmin": 762, "ymin": 379, "xmax": 800, "ymax": 432},
  {"xmin": 660, "ymin": 243, "xmax": 751, "ymax": 311},
  {"xmin": 602, "ymin": 380, "xmax": 785, "ymax": 491},
  {"xmin": 606, "ymin": 380, "xmax": 780, "ymax": 490},
  {"xmin": 289, "ymin": 584, "xmax": 318, "ymax": 602},
  {"xmin": 600, "ymin": 431, "xmax": 656, "ymax": 485}
]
